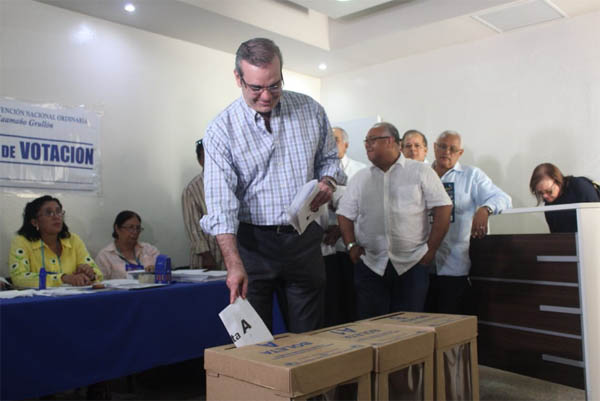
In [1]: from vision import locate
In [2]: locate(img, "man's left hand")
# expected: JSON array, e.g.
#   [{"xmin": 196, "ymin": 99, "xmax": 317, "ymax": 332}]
[
  {"xmin": 471, "ymin": 207, "xmax": 490, "ymax": 239},
  {"xmin": 419, "ymin": 248, "xmax": 436, "ymax": 265},
  {"xmin": 310, "ymin": 180, "xmax": 333, "ymax": 212}
]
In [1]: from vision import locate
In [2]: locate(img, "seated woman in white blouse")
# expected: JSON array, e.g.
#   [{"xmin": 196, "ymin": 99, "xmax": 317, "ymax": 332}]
[{"xmin": 96, "ymin": 210, "xmax": 160, "ymax": 279}]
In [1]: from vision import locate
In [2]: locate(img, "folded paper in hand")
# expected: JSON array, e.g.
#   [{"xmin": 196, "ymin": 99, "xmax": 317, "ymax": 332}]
[
  {"xmin": 287, "ymin": 179, "xmax": 328, "ymax": 235},
  {"xmin": 219, "ymin": 297, "xmax": 274, "ymax": 347}
]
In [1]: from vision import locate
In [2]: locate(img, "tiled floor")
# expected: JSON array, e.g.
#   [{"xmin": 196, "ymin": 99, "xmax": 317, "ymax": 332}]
[
  {"xmin": 479, "ymin": 365, "xmax": 585, "ymax": 401},
  {"xmin": 46, "ymin": 361, "xmax": 585, "ymax": 400}
]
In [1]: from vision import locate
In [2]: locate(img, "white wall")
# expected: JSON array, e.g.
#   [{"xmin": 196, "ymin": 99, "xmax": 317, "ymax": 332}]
[
  {"xmin": 0, "ymin": 0, "xmax": 320, "ymax": 276},
  {"xmin": 321, "ymin": 11, "xmax": 600, "ymax": 234}
]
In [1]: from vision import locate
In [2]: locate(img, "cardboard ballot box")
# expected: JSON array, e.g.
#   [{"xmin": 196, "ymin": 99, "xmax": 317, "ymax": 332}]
[
  {"xmin": 365, "ymin": 312, "xmax": 479, "ymax": 401},
  {"xmin": 205, "ymin": 333, "xmax": 373, "ymax": 400},
  {"xmin": 309, "ymin": 322, "xmax": 435, "ymax": 401}
]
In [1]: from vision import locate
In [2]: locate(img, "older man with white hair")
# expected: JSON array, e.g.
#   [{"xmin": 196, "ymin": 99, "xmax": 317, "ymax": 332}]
[{"xmin": 428, "ymin": 130, "xmax": 512, "ymax": 314}]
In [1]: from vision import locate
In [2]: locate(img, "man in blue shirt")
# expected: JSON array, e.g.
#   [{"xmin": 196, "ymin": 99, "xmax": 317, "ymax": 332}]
[
  {"xmin": 200, "ymin": 38, "xmax": 345, "ymax": 332},
  {"xmin": 429, "ymin": 130, "xmax": 512, "ymax": 314}
]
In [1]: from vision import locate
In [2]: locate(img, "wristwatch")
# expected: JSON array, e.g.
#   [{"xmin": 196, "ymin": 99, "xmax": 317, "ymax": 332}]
[
  {"xmin": 322, "ymin": 177, "xmax": 337, "ymax": 193},
  {"xmin": 484, "ymin": 206, "xmax": 493, "ymax": 215},
  {"xmin": 346, "ymin": 242, "xmax": 358, "ymax": 252}
]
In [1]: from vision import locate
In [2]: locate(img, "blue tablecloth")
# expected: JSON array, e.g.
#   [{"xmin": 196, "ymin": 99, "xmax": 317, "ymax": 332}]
[{"xmin": 0, "ymin": 281, "xmax": 286, "ymax": 400}]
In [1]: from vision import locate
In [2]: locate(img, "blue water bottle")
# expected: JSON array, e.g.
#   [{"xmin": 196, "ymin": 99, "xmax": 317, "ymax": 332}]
[
  {"xmin": 38, "ymin": 267, "xmax": 47, "ymax": 290},
  {"xmin": 154, "ymin": 255, "xmax": 172, "ymax": 284}
]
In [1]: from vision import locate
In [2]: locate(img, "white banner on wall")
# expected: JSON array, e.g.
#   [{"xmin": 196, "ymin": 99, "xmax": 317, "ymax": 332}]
[{"xmin": 0, "ymin": 98, "xmax": 101, "ymax": 192}]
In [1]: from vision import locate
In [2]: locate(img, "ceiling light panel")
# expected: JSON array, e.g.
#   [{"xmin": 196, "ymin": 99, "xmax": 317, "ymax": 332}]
[
  {"xmin": 286, "ymin": 0, "xmax": 396, "ymax": 19},
  {"xmin": 473, "ymin": 0, "xmax": 565, "ymax": 32}
]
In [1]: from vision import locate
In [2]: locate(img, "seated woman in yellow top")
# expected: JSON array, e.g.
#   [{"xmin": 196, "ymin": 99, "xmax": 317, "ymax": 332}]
[{"xmin": 9, "ymin": 195, "xmax": 103, "ymax": 288}]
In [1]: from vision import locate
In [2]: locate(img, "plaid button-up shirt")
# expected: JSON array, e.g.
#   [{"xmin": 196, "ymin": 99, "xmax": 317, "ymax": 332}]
[{"xmin": 200, "ymin": 91, "xmax": 345, "ymax": 236}]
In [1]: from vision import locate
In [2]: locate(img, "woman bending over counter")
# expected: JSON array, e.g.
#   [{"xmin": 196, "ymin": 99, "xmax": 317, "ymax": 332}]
[{"xmin": 530, "ymin": 162, "xmax": 600, "ymax": 232}]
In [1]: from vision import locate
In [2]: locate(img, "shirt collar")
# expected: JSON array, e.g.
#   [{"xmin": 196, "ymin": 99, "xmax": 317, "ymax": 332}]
[
  {"xmin": 394, "ymin": 152, "xmax": 407, "ymax": 168},
  {"xmin": 32, "ymin": 236, "xmax": 72, "ymax": 250},
  {"xmin": 105, "ymin": 241, "xmax": 118, "ymax": 253},
  {"xmin": 370, "ymin": 152, "xmax": 406, "ymax": 173},
  {"xmin": 60, "ymin": 237, "xmax": 73, "ymax": 249},
  {"xmin": 109, "ymin": 241, "xmax": 142, "ymax": 254},
  {"xmin": 432, "ymin": 160, "xmax": 463, "ymax": 178},
  {"xmin": 238, "ymin": 92, "xmax": 284, "ymax": 123},
  {"xmin": 341, "ymin": 155, "xmax": 349, "ymax": 170}
]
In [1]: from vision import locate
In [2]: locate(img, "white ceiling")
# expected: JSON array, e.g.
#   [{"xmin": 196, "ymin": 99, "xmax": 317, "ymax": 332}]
[
  {"xmin": 36, "ymin": 0, "xmax": 600, "ymax": 78},
  {"xmin": 286, "ymin": 0, "xmax": 410, "ymax": 19}
]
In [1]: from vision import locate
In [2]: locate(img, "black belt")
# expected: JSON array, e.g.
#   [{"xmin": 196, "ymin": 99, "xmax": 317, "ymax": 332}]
[{"xmin": 240, "ymin": 222, "xmax": 297, "ymax": 234}]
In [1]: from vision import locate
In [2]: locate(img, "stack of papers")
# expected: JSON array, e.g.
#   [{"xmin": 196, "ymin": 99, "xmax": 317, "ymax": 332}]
[
  {"xmin": 0, "ymin": 286, "xmax": 107, "ymax": 298},
  {"xmin": 0, "ymin": 289, "xmax": 37, "ymax": 299},
  {"xmin": 287, "ymin": 179, "xmax": 328, "ymax": 234},
  {"xmin": 103, "ymin": 279, "xmax": 165, "ymax": 290},
  {"xmin": 171, "ymin": 269, "xmax": 227, "ymax": 283}
]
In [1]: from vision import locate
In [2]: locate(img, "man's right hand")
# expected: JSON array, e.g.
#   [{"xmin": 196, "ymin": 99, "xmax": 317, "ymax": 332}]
[
  {"xmin": 216, "ymin": 233, "xmax": 249, "ymax": 304},
  {"xmin": 349, "ymin": 245, "xmax": 365, "ymax": 264},
  {"xmin": 226, "ymin": 263, "xmax": 248, "ymax": 304}
]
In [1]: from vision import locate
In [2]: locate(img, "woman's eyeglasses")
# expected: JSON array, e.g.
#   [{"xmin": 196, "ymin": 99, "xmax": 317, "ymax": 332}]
[
  {"xmin": 121, "ymin": 225, "xmax": 144, "ymax": 233},
  {"xmin": 38, "ymin": 210, "xmax": 66, "ymax": 218},
  {"xmin": 536, "ymin": 182, "xmax": 557, "ymax": 197}
]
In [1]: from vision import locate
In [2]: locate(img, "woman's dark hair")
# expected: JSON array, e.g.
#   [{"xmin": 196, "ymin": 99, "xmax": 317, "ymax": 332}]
[
  {"xmin": 112, "ymin": 210, "xmax": 142, "ymax": 239},
  {"xmin": 530, "ymin": 163, "xmax": 567, "ymax": 204},
  {"xmin": 17, "ymin": 195, "xmax": 70, "ymax": 241},
  {"xmin": 196, "ymin": 139, "xmax": 204, "ymax": 161}
]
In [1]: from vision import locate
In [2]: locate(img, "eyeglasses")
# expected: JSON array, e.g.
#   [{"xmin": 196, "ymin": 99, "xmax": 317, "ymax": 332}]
[
  {"xmin": 240, "ymin": 76, "xmax": 283, "ymax": 95},
  {"xmin": 435, "ymin": 143, "xmax": 462, "ymax": 154},
  {"xmin": 536, "ymin": 182, "xmax": 557, "ymax": 197},
  {"xmin": 403, "ymin": 143, "xmax": 424, "ymax": 149},
  {"xmin": 364, "ymin": 136, "xmax": 392, "ymax": 145},
  {"xmin": 38, "ymin": 209, "xmax": 65, "ymax": 218},
  {"xmin": 120, "ymin": 225, "xmax": 144, "ymax": 233}
]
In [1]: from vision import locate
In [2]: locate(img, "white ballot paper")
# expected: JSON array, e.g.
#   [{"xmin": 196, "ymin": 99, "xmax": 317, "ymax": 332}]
[
  {"xmin": 287, "ymin": 179, "xmax": 328, "ymax": 234},
  {"xmin": 219, "ymin": 297, "xmax": 274, "ymax": 347}
]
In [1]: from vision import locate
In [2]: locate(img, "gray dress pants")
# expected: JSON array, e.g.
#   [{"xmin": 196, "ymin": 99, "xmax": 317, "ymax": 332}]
[{"xmin": 237, "ymin": 222, "xmax": 326, "ymax": 333}]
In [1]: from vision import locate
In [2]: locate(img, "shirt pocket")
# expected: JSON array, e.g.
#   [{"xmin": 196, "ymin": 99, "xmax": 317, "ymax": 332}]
[
  {"xmin": 390, "ymin": 184, "xmax": 423, "ymax": 213},
  {"xmin": 452, "ymin": 188, "xmax": 472, "ymax": 216}
]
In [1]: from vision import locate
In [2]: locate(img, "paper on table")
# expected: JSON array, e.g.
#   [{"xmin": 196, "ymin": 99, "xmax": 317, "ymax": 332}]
[
  {"xmin": 103, "ymin": 279, "xmax": 139, "ymax": 287},
  {"xmin": 101, "ymin": 279, "xmax": 165, "ymax": 290},
  {"xmin": 287, "ymin": 179, "xmax": 328, "ymax": 234},
  {"xmin": 202, "ymin": 270, "xmax": 227, "ymax": 277},
  {"xmin": 171, "ymin": 269, "xmax": 226, "ymax": 283},
  {"xmin": 37, "ymin": 287, "xmax": 93, "ymax": 296},
  {"xmin": 0, "ymin": 289, "xmax": 36, "ymax": 299},
  {"xmin": 219, "ymin": 297, "xmax": 274, "ymax": 347}
]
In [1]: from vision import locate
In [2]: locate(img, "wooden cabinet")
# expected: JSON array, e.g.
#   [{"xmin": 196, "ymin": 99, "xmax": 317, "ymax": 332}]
[{"xmin": 470, "ymin": 204, "xmax": 600, "ymax": 400}]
